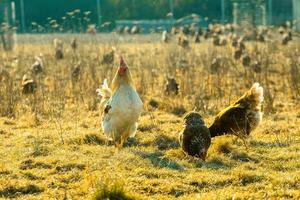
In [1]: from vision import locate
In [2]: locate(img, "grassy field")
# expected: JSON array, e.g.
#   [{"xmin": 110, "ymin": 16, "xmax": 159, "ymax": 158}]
[{"xmin": 0, "ymin": 34, "xmax": 300, "ymax": 199}]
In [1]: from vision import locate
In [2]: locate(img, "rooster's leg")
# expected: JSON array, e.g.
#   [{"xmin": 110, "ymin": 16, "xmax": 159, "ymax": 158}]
[{"xmin": 115, "ymin": 135, "xmax": 125, "ymax": 149}]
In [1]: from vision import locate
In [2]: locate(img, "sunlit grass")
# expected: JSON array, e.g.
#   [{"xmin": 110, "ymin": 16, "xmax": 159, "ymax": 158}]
[{"xmin": 0, "ymin": 34, "xmax": 300, "ymax": 199}]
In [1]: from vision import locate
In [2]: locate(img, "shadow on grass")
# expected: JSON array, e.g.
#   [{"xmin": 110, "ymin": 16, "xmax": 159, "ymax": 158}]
[
  {"xmin": 124, "ymin": 134, "xmax": 180, "ymax": 149},
  {"xmin": 134, "ymin": 151, "xmax": 184, "ymax": 171},
  {"xmin": 229, "ymin": 151, "xmax": 259, "ymax": 163},
  {"xmin": 55, "ymin": 163, "xmax": 86, "ymax": 173},
  {"xmin": 138, "ymin": 123, "xmax": 157, "ymax": 132},
  {"xmin": 171, "ymin": 106, "xmax": 187, "ymax": 117},
  {"xmin": 190, "ymin": 178, "xmax": 234, "ymax": 189},
  {"xmin": 124, "ymin": 137, "xmax": 139, "ymax": 147},
  {"xmin": 83, "ymin": 134, "xmax": 106, "ymax": 145},
  {"xmin": 237, "ymin": 173, "xmax": 264, "ymax": 186},
  {"xmin": 250, "ymin": 140, "xmax": 290, "ymax": 148},
  {"xmin": 19, "ymin": 159, "xmax": 52, "ymax": 170},
  {"xmin": 154, "ymin": 134, "xmax": 180, "ymax": 150},
  {"xmin": 195, "ymin": 158, "xmax": 229, "ymax": 170},
  {"xmin": 0, "ymin": 184, "xmax": 43, "ymax": 198}
]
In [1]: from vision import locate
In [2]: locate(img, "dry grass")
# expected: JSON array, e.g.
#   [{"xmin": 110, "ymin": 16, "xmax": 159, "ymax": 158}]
[{"xmin": 0, "ymin": 34, "xmax": 300, "ymax": 199}]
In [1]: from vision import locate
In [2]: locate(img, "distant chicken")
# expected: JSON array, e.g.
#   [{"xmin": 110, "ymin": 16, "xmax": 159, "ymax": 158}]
[
  {"xmin": 210, "ymin": 57, "xmax": 222, "ymax": 73},
  {"xmin": 252, "ymin": 61, "xmax": 262, "ymax": 73},
  {"xmin": 178, "ymin": 35, "xmax": 189, "ymax": 48},
  {"xmin": 209, "ymin": 83, "xmax": 264, "ymax": 138},
  {"xmin": 71, "ymin": 38, "xmax": 78, "ymax": 51},
  {"xmin": 233, "ymin": 48, "xmax": 243, "ymax": 60},
  {"xmin": 53, "ymin": 38, "xmax": 64, "ymax": 60},
  {"xmin": 242, "ymin": 54, "xmax": 251, "ymax": 67},
  {"xmin": 164, "ymin": 76, "xmax": 179, "ymax": 95},
  {"xmin": 124, "ymin": 26, "xmax": 130, "ymax": 34},
  {"xmin": 162, "ymin": 30, "xmax": 169, "ymax": 43},
  {"xmin": 0, "ymin": 68, "xmax": 10, "ymax": 82},
  {"xmin": 87, "ymin": 24, "xmax": 97, "ymax": 35},
  {"xmin": 71, "ymin": 63, "xmax": 81, "ymax": 82},
  {"xmin": 101, "ymin": 50, "xmax": 114, "ymax": 65},
  {"xmin": 231, "ymin": 35, "xmax": 239, "ymax": 47},
  {"xmin": 282, "ymin": 32, "xmax": 292, "ymax": 45},
  {"xmin": 131, "ymin": 26, "xmax": 140, "ymax": 34},
  {"xmin": 31, "ymin": 55, "xmax": 43, "ymax": 75},
  {"xmin": 22, "ymin": 74, "xmax": 37, "ymax": 94},
  {"xmin": 212, "ymin": 34, "xmax": 220, "ymax": 46},
  {"xmin": 171, "ymin": 27, "xmax": 180, "ymax": 35},
  {"xmin": 237, "ymin": 38, "xmax": 246, "ymax": 51},
  {"xmin": 256, "ymin": 33, "xmax": 265, "ymax": 42},
  {"xmin": 194, "ymin": 32, "xmax": 200, "ymax": 43},
  {"xmin": 96, "ymin": 56, "xmax": 143, "ymax": 147},
  {"xmin": 219, "ymin": 36, "xmax": 227, "ymax": 46},
  {"xmin": 179, "ymin": 112, "xmax": 211, "ymax": 160}
]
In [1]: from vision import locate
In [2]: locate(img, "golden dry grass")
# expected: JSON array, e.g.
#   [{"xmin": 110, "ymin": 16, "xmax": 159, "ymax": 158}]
[{"xmin": 0, "ymin": 34, "xmax": 300, "ymax": 199}]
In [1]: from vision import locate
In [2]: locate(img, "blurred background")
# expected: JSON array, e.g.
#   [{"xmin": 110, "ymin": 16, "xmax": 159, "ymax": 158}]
[{"xmin": 0, "ymin": 0, "xmax": 299, "ymax": 34}]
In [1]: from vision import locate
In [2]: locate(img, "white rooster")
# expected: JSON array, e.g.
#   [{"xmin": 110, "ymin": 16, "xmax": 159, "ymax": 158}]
[{"xmin": 97, "ymin": 56, "xmax": 143, "ymax": 147}]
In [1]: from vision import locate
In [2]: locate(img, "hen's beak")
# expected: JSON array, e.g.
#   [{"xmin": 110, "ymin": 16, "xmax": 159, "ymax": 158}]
[{"xmin": 118, "ymin": 56, "xmax": 128, "ymax": 75}]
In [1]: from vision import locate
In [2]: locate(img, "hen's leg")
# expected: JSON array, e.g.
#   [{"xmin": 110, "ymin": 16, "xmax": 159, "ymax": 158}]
[
  {"xmin": 113, "ymin": 131, "xmax": 122, "ymax": 148},
  {"xmin": 120, "ymin": 136, "xmax": 125, "ymax": 148},
  {"xmin": 115, "ymin": 134, "xmax": 125, "ymax": 149}
]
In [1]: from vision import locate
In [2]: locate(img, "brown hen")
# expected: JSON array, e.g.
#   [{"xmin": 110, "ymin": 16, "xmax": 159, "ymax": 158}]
[{"xmin": 209, "ymin": 83, "xmax": 264, "ymax": 138}]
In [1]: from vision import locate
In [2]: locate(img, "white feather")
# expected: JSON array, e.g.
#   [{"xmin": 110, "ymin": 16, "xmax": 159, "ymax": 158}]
[
  {"xmin": 248, "ymin": 82, "xmax": 264, "ymax": 132},
  {"xmin": 251, "ymin": 82, "xmax": 264, "ymax": 105},
  {"xmin": 96, "ymin": 79, "xmax": 113, "ymax": 114},
  {"xmin": 96, "ymin": 79, "xmax": 112, "ymax": 98}
]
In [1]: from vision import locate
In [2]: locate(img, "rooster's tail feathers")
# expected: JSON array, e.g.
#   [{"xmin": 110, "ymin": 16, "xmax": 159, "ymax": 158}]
[
  {"xmin": 96, "ymin": 79, "xmax": 112, "ymax": 99},
  {"xmin": 250, "ymin": 82, "xmax": 264, "ymax": 105}
]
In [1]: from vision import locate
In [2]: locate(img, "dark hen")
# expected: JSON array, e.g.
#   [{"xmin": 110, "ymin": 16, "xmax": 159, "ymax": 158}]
[
  {"xmin": 164, "ymin": 77, "xmax": 179, "ymax": 95},
  {"xmin": 179, "ymin": 112, "xmax": 211, "ymax": 160},
  {"xmin": 22, "ymin": 74, "xmax": 37, "ymax": 94},
  {"xmin": 31, "ymin": 56, "xmax": 43, "ymax": 75},
  {"xmin": 209, "ymin": 83, "xmax": 264, "ymax": 138}
]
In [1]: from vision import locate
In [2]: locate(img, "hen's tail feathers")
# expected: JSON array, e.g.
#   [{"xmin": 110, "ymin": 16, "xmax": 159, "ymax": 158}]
[
  {"xmin": 208, "ymin": 124, "xmax": 220, "ymax": 138},
  {"xmin": 96, "ymin": 79, "xmax": 112, "ymax": 99},
  {"xmin": 249, "ymin": 82, "xmax": 264, "ymax": 108}
]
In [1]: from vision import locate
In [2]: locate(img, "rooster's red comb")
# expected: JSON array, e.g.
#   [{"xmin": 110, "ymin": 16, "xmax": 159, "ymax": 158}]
[{"xmin": 119, "ymin": 56, "xmax": 127, "ymax": 68}]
